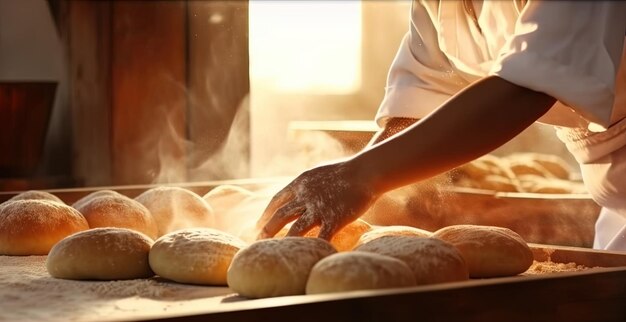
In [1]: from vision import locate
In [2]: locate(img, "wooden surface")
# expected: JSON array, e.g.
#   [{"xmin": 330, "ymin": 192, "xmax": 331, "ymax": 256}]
[{"xmin": 1, "ymin": 245, "xmax": 625, "ymax": 322}]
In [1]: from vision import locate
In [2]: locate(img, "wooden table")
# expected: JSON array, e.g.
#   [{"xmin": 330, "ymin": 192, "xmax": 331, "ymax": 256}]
[{"xmin": 2, "ymin": 244, "xmax": 625, "ymax": 322}]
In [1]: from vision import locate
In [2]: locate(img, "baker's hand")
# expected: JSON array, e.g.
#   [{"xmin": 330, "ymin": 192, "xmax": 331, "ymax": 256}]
[{"xmin": 256, "ymin": 160, "xmax": 377, "ymax": 240}]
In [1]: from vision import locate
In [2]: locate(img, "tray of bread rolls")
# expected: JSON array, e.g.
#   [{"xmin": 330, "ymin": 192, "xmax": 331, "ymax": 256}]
[
  {"xmin": 361, "ymin": 152, "xmax": 601, "ymax": 248},
  {"xmin": 0, "ymin": 180, "xmax": 625, "ymax": 322}
]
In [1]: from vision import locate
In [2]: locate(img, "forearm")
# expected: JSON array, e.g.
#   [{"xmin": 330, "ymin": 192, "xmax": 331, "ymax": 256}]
[
  {"xmin": 351, "ymin": 76, "xmax": 556, "ymax": 195},
  {"xmin": 367, "ymin": 118, "xmax": 419, "ymax": 146}
]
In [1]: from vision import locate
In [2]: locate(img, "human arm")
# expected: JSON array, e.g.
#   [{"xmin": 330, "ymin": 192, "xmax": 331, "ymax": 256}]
[
  {"xmin": 257, "ymin": 75, "xmax": 555, "ymax": 240},
  {"xmin": 367, "ymin": 117, "xmax": 419, "ymax": 146}
]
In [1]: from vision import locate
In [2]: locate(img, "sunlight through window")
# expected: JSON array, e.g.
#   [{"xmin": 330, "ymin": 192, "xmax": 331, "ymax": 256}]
[{"xmin": 249, "ymin": 1, "xmax": 362, "ymax": 94}]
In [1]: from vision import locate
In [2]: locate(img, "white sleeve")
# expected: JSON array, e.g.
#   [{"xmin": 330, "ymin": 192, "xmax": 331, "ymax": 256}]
[
  {"xmin": 375, "ymin": 1, "xmax": 469, "ymax": 127},
  {"xmin": 490, "ymin": 0, "xmax": 626, "ymax": 128}
]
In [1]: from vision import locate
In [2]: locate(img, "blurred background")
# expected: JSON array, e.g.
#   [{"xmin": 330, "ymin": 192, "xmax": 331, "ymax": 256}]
[{"xmin": 0, "ymin": 0, "xmax": 574, "ymax": 191}]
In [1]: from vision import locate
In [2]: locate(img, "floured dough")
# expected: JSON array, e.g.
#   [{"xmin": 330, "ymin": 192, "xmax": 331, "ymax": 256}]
[
  {"xmin": 8, "ymin": 190, "xmax": 64, "ymax": 204},
  {"xmin": 433, "ymin": 225, "xmax": 534, "ymax": 278},
  {"xmin": 78, "ymin": 194, "xmax": 158, "ymax": 240},
  {"xmin": 355, "ymin": 236, "xmax": 469, "ymax": 285},
  {"xmin": 306, "ymin": 251, "xmax": 416, "ymax": 294},
  {"xmin": 135, "ymin": 186, "xmax": 214, "ymax": 237},
  {"xmin": 227, "ymin": 237, "xmax": 336, "ymax": 298},
  {"xmin": 0, "ymin": 200, "xmax": 89, "ymax": 255},
  {"xmin": 275, "ymin": 219, "xmax": 372, "ymax": 251},
  {"xmin": 355, "ymin": 225, "xmax": 431, "ymax": 248},
  {"xmin": 72, "ymin": 190, "xmax": 122, "ymax": 211},
  {"xmin": 149, "ymin": 228, "xmax": 247, "ymax": 285},
  {"xmin": 46, "ymin": 227, "xmax": 154, "ymax": 280}
]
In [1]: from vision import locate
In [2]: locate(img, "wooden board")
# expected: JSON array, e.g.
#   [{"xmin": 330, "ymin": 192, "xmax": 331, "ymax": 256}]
[{"xmin": 1, "ymin": 244, "xmax": 624, "ymax": 322}]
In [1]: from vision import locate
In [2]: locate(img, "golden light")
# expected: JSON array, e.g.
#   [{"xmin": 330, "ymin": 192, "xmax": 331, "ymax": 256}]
[{"xmin": 249, "ymin": 0, "xmax": 362, "ymax": 94}]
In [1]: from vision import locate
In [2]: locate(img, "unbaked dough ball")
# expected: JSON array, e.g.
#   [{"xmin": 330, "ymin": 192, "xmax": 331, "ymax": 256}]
[
  {"xmin": 517, "ymin": 175, "xmax": 586, "ymax": 194},
  {"xmin": 203, "ymin": 185, "xmax": 255, "ymax": 212},
  {"xmin": 135, "ymin": 186, "xmax": 214, "ymax": 237},
  {"xmin": 79, "ymin": 195, "xmax": 158, "ymax": 240},
  {"xmin": 149, "ymin": 228, "xmax": 247, "ymax": 285},
  {"xmin": 46, "ymin": 227, "xmax": 154, "ymax": 280},
  {"xmin": 508, "ymin": 153, "xmax": 573, "ymax": 180},
  {"xmin": 432, "ymin": 225, "xmax": 534, "ymax": 278},
  {"xmin": 275, "ymin": 219, "xmax": 372, "ymax": 251},
  {"xmin": 355, "ymin": 236, "xmax": 469, "ymax": 285},
  {"xmin": 227, "ymin": 237, "xmax": 336, "ymax": 298},
  {"xmin": 203, "ymin": 185, "xmax": 257, "ymax": 234},
  {"xmin": 454, "ymin": 155, "xmax": 512, "ymax": 180},
  {"xmin": 355, "ymin": 225, "xmax": 431, "ymax": 248},
  {"xmin": 306, "ymin": 251, "xmax": 416, "ymax": 294},
  {"xmin": 0, "ymin": 200, "xmax": 89, "ymax": 255},
  {"xmin": 72, "ymin": 190, "xmax": 121, "ymax": 211},
  {"xmin": 8, "ymin": 190, "xmax": 64, "ymax": 204}
]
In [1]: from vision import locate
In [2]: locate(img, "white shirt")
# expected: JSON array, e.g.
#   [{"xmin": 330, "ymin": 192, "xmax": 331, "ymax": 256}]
[{"xmin": 376, "ymin": 0, "xmax": 626, "ymax": 131}]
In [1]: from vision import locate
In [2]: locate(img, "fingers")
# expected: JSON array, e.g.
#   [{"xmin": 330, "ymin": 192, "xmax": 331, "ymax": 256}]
[
  {"xmin": 257, "ymin": 202, "xmax": 305, "ymax": 240},
  {"xmin": 256, "ymin": 188, "xmax": 294, "ymax": 230},
  {"xmin": 317, "ymin": 223, "xmax": 338, "ymax": 241},
  {"xmin": 286, "ymin": 213, "xmax": 318, "ymax": 237}
]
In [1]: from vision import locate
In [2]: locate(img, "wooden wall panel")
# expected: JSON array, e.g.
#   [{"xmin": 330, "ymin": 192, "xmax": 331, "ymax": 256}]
[
  {"xmin": 61, "ymin": 0, "xmax": 249, "ymax": 187},
  {"xmin": 66, "ymin": 1, "xmax": 112, "ymax": 187},
  {"xmin": 111, "ymin": 1, "xmax": 187, "ymax": 185}
]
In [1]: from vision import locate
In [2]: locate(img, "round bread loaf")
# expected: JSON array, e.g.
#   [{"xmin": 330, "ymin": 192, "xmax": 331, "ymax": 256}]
[
  {"xmin": 72, "ymin": 190, "xmax": 122, "ymax": 211},
  {"xmin": 149, "ymin": 228, "xmax": 247, "ymax": 285},
  {"xmin": 203, "ymin": 185, "xmax": 255, "ymax": 211},
  {"xmin": 79, "ymin": 195, "xmax": 158, "ymax": 240},
  {"xmin": 0, "ymin": 200, "xmax": 89, "ymax": 255},
  {"xmin": 135, "ymin": 186, "xmax": 214, "ymax": 237},
  {"xmin": 355, "ymin": 225, "xmax": 431, "ymax": 248},
  {"xmin": 8, "ymin": 190, "xmax": 64, "ymax": 204},
  {"xmin": 432, "ymin": 225, "xmax": 534, "ymax": 278},
  {"xmin": 275, "ymin": 219, "xmax": 372, "ymax": 251},
  {"xmin": 507, "ymin": 153, "xmax": 572, "ymax": 180},
  {"xmin": 227, "ymin": 237, "xmax": 336, "ymax": 298},
  {"xmin": 46, "ymin": 227, "xmax": 154, "ymax": 280},
  {"xmin": 355, "ymin": 236, "xmax": 469, "ymax": 285},
  {"xmin": 507, "ymin": 159, "xmax": 553, "ymax": 178},
  {"xmin": 516, "ymin": 175, "xmax": 584, "ymax": 194},
  {"xmin": 454, "ymin": 155, "xmax": 512, "ymax": 180},
  {"xmin": 306, "ymin": 251, "xmax": 416, "ymax": 294},
  {"xmin": 203, "ymin": 185, "xmax": 256, "ymax": 233}
]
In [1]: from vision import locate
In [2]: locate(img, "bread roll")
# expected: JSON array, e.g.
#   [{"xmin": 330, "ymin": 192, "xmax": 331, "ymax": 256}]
[
  {"xmin": 203, "ymin": 185, "xmax": 255, "ymax": 212},
  {"xmin": 135, "ymin": 186, "xmax": 214, "ymax": 237},
  {"xmin": 275, "ymin": 219, "xmax": 372, "ymax": 251},
  {"xmin": 0, "ymin": 200, "xmax": 89, "ymax": 255},
  {"xmin": 517, "ymin": 175, "xmax": 585, "ymax": 194},
  {"xmin": 72, "ymin": 190, "xmax": 121, "ymax": 211},
  {"xmin": 79, "ymin": 195, "xmax": 158, "ymax": 240},
  {"xmin": 46, "ymin": 227, "xmax": 154, "ymax": 280},
  {"xmin": 8, "ymin": 190, "xmax": 64, "ymax": 204},
  {"xmin": 432, "ymin": 225, "xmax": 534, "ymax": 278},
  {"xmin": 507, "ymin": 152, "xmax": 573, "ymax": 180},
  {"xmin": 227, "ymin": 237, "xmax": 336, "ymax": 298},
  {"xmin": 306, "ymin": 252, "xmax": 416, "ymax": 294},
  {"xmin": 203, "ymin": 185, "xmax": 257, "ymax": 234},
  {"xmin": 454, "ymin": 155, "xmax": 512, "ymax": 180},
  {"xmin": 355, "ymin": 225, "xmax": 431, "ymax": 248},
  {"xmin": 149, "ymin": 228, "xmax": 247, "ymax": 285},
  {"xmin": 355, "ymin": 236, "xmax": 469, "ymax": 285}
]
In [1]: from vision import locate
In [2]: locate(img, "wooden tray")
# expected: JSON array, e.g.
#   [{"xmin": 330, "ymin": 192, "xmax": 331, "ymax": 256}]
[
  {"xmin": 361, "ymin": 185, "xmax": 600, "ymax": 248},
  {"xmin": 1, "ymin": 244, "xmax": 625, "ymax": 322},
  {"xmin": 102, "ymin": 244, "xmax": 626, "ymax": 321}
]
